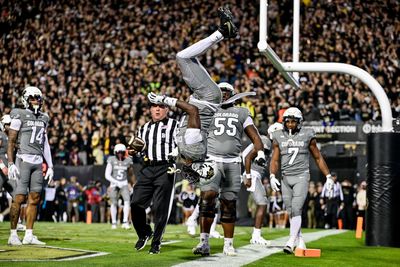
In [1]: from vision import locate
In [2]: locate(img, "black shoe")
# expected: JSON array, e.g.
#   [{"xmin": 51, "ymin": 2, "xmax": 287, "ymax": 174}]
[
  {"xmin": 217, "ymin": 6, "xmax": 238, "ymax": 39},
  {"xmin": 149, "ymin": 244, "xmax": 160, "ymax": 254},
  {"xmin": 135, "ymin": 231, "xmax": 153, "ymax": 251},
  {"xmin": 181, "ymin": 165, "xmax": 201, "ymax": 184}
]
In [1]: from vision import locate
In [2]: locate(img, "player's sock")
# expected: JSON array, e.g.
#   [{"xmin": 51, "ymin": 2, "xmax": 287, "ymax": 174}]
[
  {"xmin": 177, "ymin": 31, "xmax": 223, "ymax": 59},
  {"xmin": 200, "ymin": 233, "xmax": 209, "ymax": 245},
  {"xmin": 10, "ymin": 229, "xmax": 17, "ymax": 236},
  {"xmin": 123, "ymin": 202, "xmax": 130, "ymax": 223},
  {"xmin": 224, "ymin": 237, "xmax": 234, "ymax": 247},
  {"xmin": 111, "ymin": 204, "xmax": 117, "ymax": 224},
  {"xmin": 252, "ymin": 227, "xmax": 261, "ymax": 237},
  {"xmin": 189, "ymin": 204, "xmax": 200, "ymax": 221},
  {"xmin": 290, "ymin": 216, "xmax": 301, "ymax": 237},
  {"xmin": 25, "ymin": 229, "xmax": 33, "ymax": 238}
]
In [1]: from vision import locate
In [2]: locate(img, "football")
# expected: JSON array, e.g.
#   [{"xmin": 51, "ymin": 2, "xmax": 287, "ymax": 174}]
[{"xmin": 127, "ymin": 135, "xmax": 146, "ymax": 152}]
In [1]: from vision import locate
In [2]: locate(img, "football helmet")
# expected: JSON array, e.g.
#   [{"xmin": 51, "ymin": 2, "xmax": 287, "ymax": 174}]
[
  {"xmin": 218, "ymin": 82, "xmax": 235, "ymax": 102},
  {"xmin": 0, "ymin": 114, "xmax": 11, "ymax": 132},
  {"xmin": 283, "ymin": 107, "xmax": 303, "ymax": 132},
  {"xmin": 267, "ymin": 122, "xmax": 283, "ymax": 139},
  {"xmin": 21, "ymin": 86, "xmax": 43, "ymax": 114},
  {"xmin": 114, "ymin": 143, "xmax": 127, "ymax": 161}
]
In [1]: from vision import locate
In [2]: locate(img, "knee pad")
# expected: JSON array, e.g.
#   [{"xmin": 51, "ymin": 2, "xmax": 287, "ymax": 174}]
[
  {"xmin": 199, "ymin": 197, "xmax": 216, "ymax": 219},
  {"xmin": 219, "ymin": 198, "xmax": 236, "ymax": 223}
]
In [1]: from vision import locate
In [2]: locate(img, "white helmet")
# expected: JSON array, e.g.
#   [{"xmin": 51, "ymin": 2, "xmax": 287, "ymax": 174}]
[
  {"xmin": 114, "ymin": 143, "xmax": 127, "ymax": 154},
  {"xmin": 283, "ymin": 107, "xmax": 303, "ymax": 131},
  {"xmin": 21, "ymin": 86, "xmax": 43, "ymax": 114},
  {"xmin": 218, "ymin": 82, "xmax": 235, "ymax": 100},
  {"xmin": 0, "ymin": 114, "xmax": 11, "ymax": 132},
  {"xmin": 267, "ymin": 122, "xmax": 283, "ymax": 139}
]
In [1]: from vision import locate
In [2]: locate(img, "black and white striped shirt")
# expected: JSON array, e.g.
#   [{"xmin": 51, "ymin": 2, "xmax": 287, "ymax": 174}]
[{"xmin": 138, "ymin": 117, "xmax": 178, "ymax": 162}]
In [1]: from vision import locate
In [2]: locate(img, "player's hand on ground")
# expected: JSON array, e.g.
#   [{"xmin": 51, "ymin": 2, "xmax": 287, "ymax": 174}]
[
  {"xmin": 8, "ymin": 163, "xmax": 19, "ymax": 180},
  {"xmin": 270, "ymin": 174, "xmax": 280, "ymax": 192},
  {"xmin": 44, "ymin": 167, "xmax": 54, "ymax": 184}
]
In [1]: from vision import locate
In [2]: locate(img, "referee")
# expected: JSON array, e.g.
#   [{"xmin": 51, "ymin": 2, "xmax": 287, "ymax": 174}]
[{"xmin": 130, "ymin": 102, "xmax": 178, "ymax": 254}]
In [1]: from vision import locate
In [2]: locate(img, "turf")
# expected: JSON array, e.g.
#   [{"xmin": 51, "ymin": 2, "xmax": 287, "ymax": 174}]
[{"xmin": 0, "ymin": 222, "xmax": 398, "ymax": 266}]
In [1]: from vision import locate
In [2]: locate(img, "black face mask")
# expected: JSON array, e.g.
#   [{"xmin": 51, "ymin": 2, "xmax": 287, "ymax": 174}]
[{"xmin": 116, "ymin": 151, "xmax": 125, "ymax": 161}]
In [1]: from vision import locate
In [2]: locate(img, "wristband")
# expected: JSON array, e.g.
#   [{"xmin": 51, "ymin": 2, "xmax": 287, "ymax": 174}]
[
  {"xmin": 245, "ymin": 173, "xmax": 251, "ymax": 179},
  {"xmin": 164, "ymin": 97, "xmax": 177, "ymax": 107},
  {"xmin": 257, "ymin": 150, "xmax": 265, "ymax": 158},
  {"xmin": 326, "ymin": 174, "xmax": 332, "ymax": 179},
  {"xmin": 270, "ymin": 173, "xmax": 276, "ymax": 179}
]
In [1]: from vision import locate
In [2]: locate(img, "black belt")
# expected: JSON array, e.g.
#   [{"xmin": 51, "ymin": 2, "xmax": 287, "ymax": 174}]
[{"xmin": 144, "ymin": 160, "xmax": 170, "ymax": 166}]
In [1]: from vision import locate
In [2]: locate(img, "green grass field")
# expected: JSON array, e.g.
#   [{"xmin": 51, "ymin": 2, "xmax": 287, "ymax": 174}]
[{"xmin": 0, "ymin": 222, "xmax": 399, "ymax": 266}]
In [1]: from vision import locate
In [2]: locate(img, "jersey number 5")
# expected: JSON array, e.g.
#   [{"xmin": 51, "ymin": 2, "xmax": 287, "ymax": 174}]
[
  {"xmin": 30, "ymin": 126, "xmax": 44, "ymax": 144},
  {"xmin": 213, "ymin": 118, "xmax": 238, "ymax": 136},
  {"xmin": 288, "ymin": 147, "xmax": 299, "ymax": 165}
]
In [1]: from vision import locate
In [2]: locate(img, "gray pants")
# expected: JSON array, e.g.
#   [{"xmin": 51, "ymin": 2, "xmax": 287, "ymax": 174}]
[
  {"xmin": 15, "ymin": 158, "xmax": 43, "ymax": 195},
  {"xmin": 281, "ymin": 173, "xmax": 309, "ymax": 217},
  {"xmin": 200, "ymin": 162, "xmax": 241, "ymax": 201},
  {"xmin": 252, "ymin": 176, "xmax": 268, "ymax": 205},
  {"xmin": 109, "ymin": 185, "xmax": 130, "ymax": 205}
]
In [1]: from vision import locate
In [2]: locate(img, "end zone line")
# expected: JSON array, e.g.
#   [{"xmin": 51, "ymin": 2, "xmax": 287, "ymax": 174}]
[{"xmin": 173, "ymin": 229, "xmax": 347, "ymax": 267}]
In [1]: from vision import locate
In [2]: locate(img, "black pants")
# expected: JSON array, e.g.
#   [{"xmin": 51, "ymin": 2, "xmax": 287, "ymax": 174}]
[{"xmin": 131, "ymin": 163, "xmax": 175, "ymax": 246}]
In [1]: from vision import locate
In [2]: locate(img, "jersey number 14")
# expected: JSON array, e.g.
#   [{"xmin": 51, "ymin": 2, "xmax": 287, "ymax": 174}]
[{"xmin": 30, "ymin": 126, "xmax": 44, "ymax": 144}]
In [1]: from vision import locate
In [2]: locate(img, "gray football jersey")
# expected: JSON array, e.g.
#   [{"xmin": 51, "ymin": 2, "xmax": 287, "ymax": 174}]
[
  {"xmin": 107, "ymin": 156, "xmax": 133, "ymax": 182},
  {"xmin": 181, "ymin": 99, "xmax": 217, "ymax": 131},
  {"xmin": 0, "ymin": 131, "xmax": 8, "ymax": 156},
  {"xmin": 207, "ymin": 106, "xmax": 251, "ymax": 158},
  {"xmin": 10, "ymin": 109, "xmax": 50, "ymax": 155},
  {"xmin": 272, "ymin": 128, "xmax": 316, "ymax": 176}
]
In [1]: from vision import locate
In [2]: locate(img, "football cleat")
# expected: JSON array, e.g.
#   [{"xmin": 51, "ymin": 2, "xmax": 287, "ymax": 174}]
[
  {"xmin": 192, "ymin": 162, "xmax": 215, "ymax": 180},
  {"xmin": 283, "ymin": 235, "xmax": 296, "ymax": 254},
  {"xmin": 111, "ymin": 224, "xmax": 117, "ymax": 230},
  {"xmin": 181, "ymin": 165, "xmax": 201, "ymax": 184},
  {"xmin": 192, "ymin": 242, "xmax": 210, "ymax": 256},
  {"xmin": 217, "ymin": 6, "xmax": 238, "ymax": 39},
  {"xmin": 296, "ymin": 236, "xmax": 307, "ymax": 250},
  {"xmin": 250, "ymin": 236, "xmax": 271, "ymax": 246},
  {"xmin": 223, "ymin": 245, "xmax": 237, "ymax": 256},
  {"xmin": 8, "ymin": 235, "xmax": 22, "ymax": 246},
  {"xmin": 122, "ymin": 222, "xmax": 132, "ymax": 230},
  {"xmin": 135, "ymin": 231, "xmax": 153, "ymax": 251},
  {"xmin": 22, "ymin": 235, "xmax": 46, "ymax": 245},
  {"xmin": 209, "ymin": 231, "xmax": 223, "ymax": 239}
]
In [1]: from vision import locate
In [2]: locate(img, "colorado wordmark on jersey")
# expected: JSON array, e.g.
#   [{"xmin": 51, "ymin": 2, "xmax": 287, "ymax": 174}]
[
  {"xmin": 10, "ymin": 108, "xmax": 49, "ymax": 155},
  {"xmin": 107, "ymin": 156, "xmax": 134, "ymax": 182},
  {"xmin": 207, "ymin": 106, "xmax": 252, "ymax": 160},
  {"xmin": 272, "ymin": 128, "xmax": 316, "ymax": 176}
]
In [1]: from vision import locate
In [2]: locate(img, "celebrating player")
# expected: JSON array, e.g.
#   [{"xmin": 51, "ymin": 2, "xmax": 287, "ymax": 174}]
[{"xmin": 269, "ymin": 107, "xmax": 334, "ymax": 254}]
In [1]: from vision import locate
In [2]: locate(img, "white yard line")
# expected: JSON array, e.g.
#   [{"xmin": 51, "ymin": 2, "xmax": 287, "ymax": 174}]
[{"xmin": 173, "ymin": 229, "xmax": 346, "ymax": 267}]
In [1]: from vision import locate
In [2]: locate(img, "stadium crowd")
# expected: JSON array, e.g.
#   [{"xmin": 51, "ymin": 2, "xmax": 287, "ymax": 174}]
[{"xmin": 0, "ymin": 0, "xmax": 399, "ymax": 165}]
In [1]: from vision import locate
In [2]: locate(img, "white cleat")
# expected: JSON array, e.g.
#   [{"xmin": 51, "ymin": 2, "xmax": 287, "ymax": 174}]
[
  {"xmin": 250, "ymin": 236, "xmax": 271, "ymax": 246},
  {"xmin": 111, "ymin": 224, "xmax": 117, "ymax": 230},
  {"xmin": 8, "ymin": 235, "xmax": 22, "ymax": 246},
  {"xmin": 283, "ymin": 235, "xmax": 296, "ymax": 254},
  {"xmin": 22, "ymin": 235, "xmax": 46, "ymax": 245},
  {"xmin": 210, "ymin": 231, "xmax": 223, "ymax": 239},
  {"xmin": 187, "ymin": 225, "xmax": 196, "ymax": 236},
  {"xmin": 17, "ymin": 224, "xmax": 26, "ymax": 231},
  {"xmin": 223, "ymin": 245, "xmax": 237, "ymax": 256},
  {"xmin": 121, "ymin": 222, "xmax": 132, "ymax": 230}
]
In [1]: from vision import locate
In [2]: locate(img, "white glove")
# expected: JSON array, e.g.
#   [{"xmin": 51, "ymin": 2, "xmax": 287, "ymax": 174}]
[
  {"xmin": 168, "ymin": 147, "xmax": 179, "ymax": 160},
  {"xmin": 325, "ymin": 174, "xmax": 334, "ymax": 192},
  {"xmin": 44, "ymin": 167, "xmax": 54, "ymax": 184},
  {"xmin": 270, "ymin": 174, "xmax": 281, "ymax": 192},
  {"xmin": 147, "ymin": 92, "xmax": 177, "ymax": 107},
  {"xmin": 254, "ymin": 150, "xmax": 266, "ymax": 166},
  {"xmin": 8, "ymin": 163, "xmax": 19, "ymax": 180}
]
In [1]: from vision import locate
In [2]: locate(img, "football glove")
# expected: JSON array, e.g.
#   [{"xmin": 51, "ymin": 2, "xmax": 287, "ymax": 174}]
[
  {"xmin": 8, "ymin": 163, "xmax": 19, "ymax": 180},
  {"xmin": 325, "ymin": 174, "xmax": 334, "ymax": 192},
  {"xmin": 44, "ymin": 167, "xmax": 54, "ymax": 184},
  {"xmin": 270, "ymin": 174, "xmax": 281, "ymax": 192},
  {"xmin": 255, "ymin": 150, "xmax": 267, "ymax": 166},
  {"xmin": 147, "ymin": 92, "xmax": 177, "ymax": 107}
]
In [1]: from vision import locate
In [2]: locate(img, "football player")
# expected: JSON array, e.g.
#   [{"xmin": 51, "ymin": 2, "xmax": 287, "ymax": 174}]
[
  {"xmin": 105, "ymin": 144, "xmax": 134, "ymax": 229},
  {"xmin": 191, "ymin": 84, "xmax": 264, "ymax": 257},
  {"xmin": 0, "ymin": 115, "xmax": 16, "ymax": 196},
  {"xmin": 147, "ymin": 7, "xmax": 264, "ymax": 180},
  {"xmin": 269, "ymin": 107, "xmax": 334, "ymax": 254},
  {"xmin": 7, "ymin": 86, "xmax": 54, "ymax": 245},
  {"xmin": 241, "ymin": 123, "xmax": 282, "ymax": 245}
]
